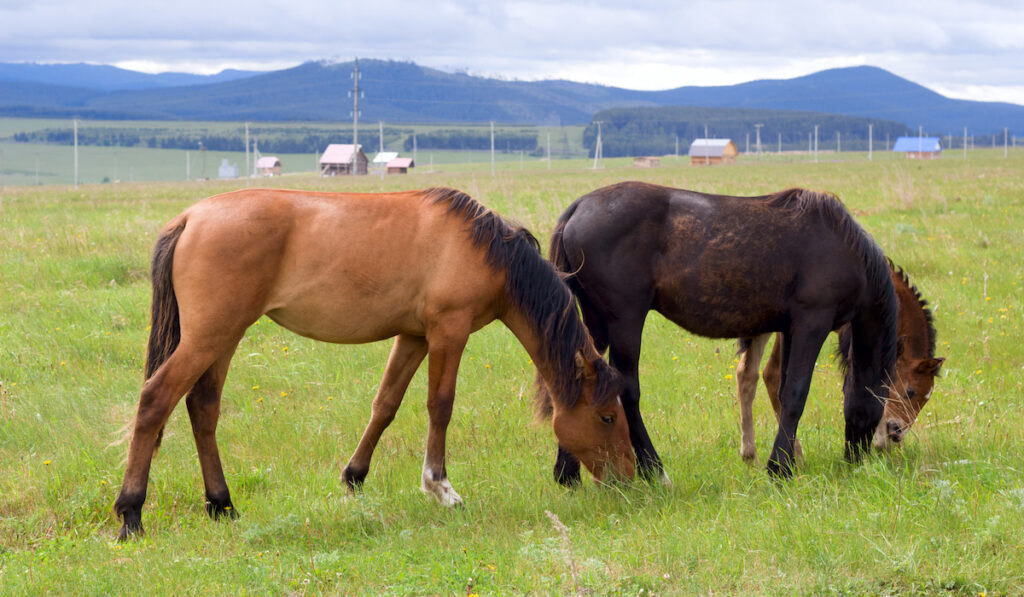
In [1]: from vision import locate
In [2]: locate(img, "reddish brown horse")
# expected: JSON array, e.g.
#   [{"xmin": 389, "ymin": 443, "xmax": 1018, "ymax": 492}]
[
  {"xmin": 736, "ymin": 261, "xmax": 944, "ymax": 461},
  {"xmin": 546, "ymin": 182, "xmax": 901, "ymax": 483},
  {"xmin": 114, "ymin": 187, "xmax": 633, "ymax": 539}
]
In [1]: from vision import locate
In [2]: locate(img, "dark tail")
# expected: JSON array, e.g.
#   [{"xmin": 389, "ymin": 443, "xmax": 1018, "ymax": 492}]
[
  {"xmin": 145, "ymin": 220, "xmax": 187, "ymax": 450},
  {"xmin": 548, "ymin": 198, "xmax": 609, "ymax": 352}
]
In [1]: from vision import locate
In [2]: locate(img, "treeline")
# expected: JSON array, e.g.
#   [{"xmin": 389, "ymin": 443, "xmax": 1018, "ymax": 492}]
[
  {"xmin": 403, "ymin": 129, "xmax": 538, "ymax": 152},
  {"xmin": 11, "ymin": 126, "xmax": 413, "ymax": 154},
  {"xmin": 584, "ymin": 107, "xmax": 911, "ymax": 157}
]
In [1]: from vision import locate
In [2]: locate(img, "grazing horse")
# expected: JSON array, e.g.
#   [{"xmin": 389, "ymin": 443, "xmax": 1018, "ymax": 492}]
[
  {"xmin": 114, "ymin": 187, "xmax": 633, "ymax": 540},
  {"xmin": 544, "ymin": 181, "xmax": 900, "ymax": 483},
  {"xmin": 736, "ymin": 261, "xmax": 944, "ymax": 461}
]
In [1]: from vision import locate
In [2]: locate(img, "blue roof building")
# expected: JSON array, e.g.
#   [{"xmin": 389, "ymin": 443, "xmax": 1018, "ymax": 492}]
[{"xmin": 892, "ymin": 136, "xmax": 942, "ymax": 158}]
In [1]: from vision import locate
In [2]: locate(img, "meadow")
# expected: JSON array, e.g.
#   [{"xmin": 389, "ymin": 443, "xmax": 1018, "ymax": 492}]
[{"xmin": 1, "ymin": 149, "xmax": 1022, "ymax": 595}]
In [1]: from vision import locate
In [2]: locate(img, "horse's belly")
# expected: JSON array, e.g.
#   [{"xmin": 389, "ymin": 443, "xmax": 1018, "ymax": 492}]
[{"xmin": 265, "ymin": 297, "xmax": 423, "ymax": 344}]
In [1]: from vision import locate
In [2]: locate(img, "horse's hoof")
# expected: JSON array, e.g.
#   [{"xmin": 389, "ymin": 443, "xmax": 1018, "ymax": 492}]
[
  {"xmin": 117, "ymin": 522, "xmax": 144, "ymax": 542},
  {"xmin": 342, "ymin": 464, "xmax": 368, "ymax": 492},
  {"xmin": 421, "ymin": 477, "xmax": 463, "ymax": 508},
  {"xmin": 766, "ymin": 458, "xmax": 794, "ymax": 480}
]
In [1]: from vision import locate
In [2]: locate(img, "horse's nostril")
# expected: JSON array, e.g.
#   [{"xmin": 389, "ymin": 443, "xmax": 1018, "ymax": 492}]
[{"xmin": 887, "ymin": 420, "xmax": 902, "ymax": 434}]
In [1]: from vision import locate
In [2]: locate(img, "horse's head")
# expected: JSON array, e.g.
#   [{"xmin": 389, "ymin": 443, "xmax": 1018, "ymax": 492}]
[
  {"xmin": 874, "ymin": 355, "xmax": 945, "ymax": 450},
  {"xmin": 550, "ymin": 353, "xmax": 634, "ymax": 482}
]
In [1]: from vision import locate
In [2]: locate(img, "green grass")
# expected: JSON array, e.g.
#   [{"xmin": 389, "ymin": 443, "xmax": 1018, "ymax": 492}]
[{"xmin": 1, "ymin": 150, "xmax": 1023, "ymax": 595}]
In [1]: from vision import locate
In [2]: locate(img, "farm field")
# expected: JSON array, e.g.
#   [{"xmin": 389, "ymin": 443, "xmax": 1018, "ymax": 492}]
[{"xmin": 1, "ymin": 150, "xmax": 1023, "ymax": 595}]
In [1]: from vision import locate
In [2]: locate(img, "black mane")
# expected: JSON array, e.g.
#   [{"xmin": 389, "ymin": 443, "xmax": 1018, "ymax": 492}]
[{"xmin": 423, "ymin": 187, "xmax": 618, "ymax": 410}]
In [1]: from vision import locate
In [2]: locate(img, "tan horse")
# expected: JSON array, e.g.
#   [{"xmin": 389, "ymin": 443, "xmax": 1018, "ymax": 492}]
[
  {"xmin": 114, "ymin": 187, "xmax": 633, "ymax": 540},
  {"xmin": 736, "ymin": 261, "xmax": 944, "ymax": 462}
]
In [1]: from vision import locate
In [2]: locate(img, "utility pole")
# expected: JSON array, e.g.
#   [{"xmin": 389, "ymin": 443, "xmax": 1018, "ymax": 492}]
[
  {"xmin": 490, "ymin": 121, "xmax": 495, "ymax": 176},
  {"xmin": 704, "ymin": 125, "xmax": 709, "ymax": 166},
  {"xmin": 350, "ymin": 58, "xmax": 362, "ymax": 175},
  {"xmin": 1005, "ymin": 127, "xmax": 1009, "ymax": 158},
  {"xmin": 754, "ymin": 123, "xmax": 763, "ymax": 160},
  {"xmin": 379, "ymin": 120, "xmax": 384, "ymax": 154},
  {"xmin": 413, "ymin": 133, "xmax": 417, "ymax": 167},
  {"xmin": 868, "ymin": 124, "xmax": 873, "ymax": 161},
  {"xmin": 546, "ymin": 132, "xmax": 551, "ymax": 170},
  {"xmin": 592, "ymin": 121, "xmax": 604, "ymax": 169},
  {"xmin": 73, "ymin": 118, "xmax": 79, "ymax": 189},
  {"xmin": 186, "ymin": 150, "xmax": 190, "ymax": 181},
  {"xmin": 245, "ymin": 121, "xmax": 250, "ymax": 186},
  {"xmin": 837, "ymin": 131, "xmax": 841, "ymax": 154},
  {"xmin": 964, "ymin": 127, "xmax": 968, "ymax": 159},
  {"xmin": 813, "ymin": 124, "xmax": 819, "ymax": 163}
]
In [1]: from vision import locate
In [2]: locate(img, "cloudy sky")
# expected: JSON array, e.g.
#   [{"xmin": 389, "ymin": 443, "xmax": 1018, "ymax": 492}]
[{"xmin": 2, "ymin": 0, "xmax": 1023, "ymax": 104}]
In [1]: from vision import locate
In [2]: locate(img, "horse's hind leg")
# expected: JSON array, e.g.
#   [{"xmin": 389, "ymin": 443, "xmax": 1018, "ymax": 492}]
[
  {"xmin": 343, "ymin": 334, "xmax": 428, "ymax": 490},
  {"xmin": 761, "ymin": 335, "xmax": 803, "ymax": 462},
  {"xmin": 185, "ymin": 345, "xmax": 239, "ymax": 520},
  {"xmin": 736, "ymin": 334, "xmax": 769, "ymax": 462},
  {"xmin": 114, "ymin": 345, "xmax": 223, "ymax": 539}
]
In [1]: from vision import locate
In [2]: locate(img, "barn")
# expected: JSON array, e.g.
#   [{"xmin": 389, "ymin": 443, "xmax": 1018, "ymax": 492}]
[
  {"xmin": 386, "ymin": 157, "xmax": 415, "ymax": 174},
  {"xmin": 893, "ymin": 137, "xmax": 942, "ymax": 159},
  {"xmin": 256, "ymin": 156, "xmax": 282, "ymax": 176},
  {"xmin": 633, "ymin": 156, "xmax": 660, "ymax": 168},
  {"xmin": 319, "ymin": 144, "xmax": 369, "ymax": 175},
  {"xmin": 689, "ymin": 139, "xmax": 738, "ymax": 165}
]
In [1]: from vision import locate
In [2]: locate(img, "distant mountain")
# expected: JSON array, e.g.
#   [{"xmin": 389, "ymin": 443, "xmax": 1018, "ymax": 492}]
[
  {"xmin": 0, "ymin": 60, "xmax": 1020, "ymax": 134},
  {"xmin": 0, "ymin": 62, "xmax": 262, "ymax": 91}
]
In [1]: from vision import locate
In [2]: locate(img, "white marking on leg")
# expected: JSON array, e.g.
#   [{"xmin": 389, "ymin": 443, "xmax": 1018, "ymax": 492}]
[{"xmin": 421, "ymin": 463, "xmax": 463, "ymax": 507}]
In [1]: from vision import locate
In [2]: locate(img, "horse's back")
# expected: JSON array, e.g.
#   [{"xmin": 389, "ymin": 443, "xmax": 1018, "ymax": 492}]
[
  {"xmin": 169, "ymin": 189, "xmax": 502, "ymax": 343},
  {"xmin": 563, "ymin": 182, "xmax": 870, "ymax": 338}
]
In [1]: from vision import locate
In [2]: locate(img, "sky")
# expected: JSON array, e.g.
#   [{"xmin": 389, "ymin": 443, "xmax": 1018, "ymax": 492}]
[{"xmin": 2, "ymin": 0, "xmax": 1023, "ymax": 105}]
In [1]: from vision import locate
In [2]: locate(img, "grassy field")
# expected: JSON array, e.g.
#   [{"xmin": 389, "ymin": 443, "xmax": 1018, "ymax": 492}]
[{"xmin": 1, "ymin": 150, "xmax": 1023, "ymax": 595}]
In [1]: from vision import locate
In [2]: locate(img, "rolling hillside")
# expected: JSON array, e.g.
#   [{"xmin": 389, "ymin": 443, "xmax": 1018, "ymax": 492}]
[{"xmin": 0, "ymin": 59, "xmax": 1021, "ymax": 133}]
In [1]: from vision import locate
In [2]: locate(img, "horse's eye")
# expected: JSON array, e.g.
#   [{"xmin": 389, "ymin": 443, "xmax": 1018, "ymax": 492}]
[
  {"xmin": 905, "ymin": 388, "xmax": 917, "ymax": 400},
  {"xmin": 599, "ymin": 414, "xmax": 615, "ymax": 425}
]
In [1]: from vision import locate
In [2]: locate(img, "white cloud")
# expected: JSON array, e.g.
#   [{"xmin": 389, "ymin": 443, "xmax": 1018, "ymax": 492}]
[{"xmin": 0, "ymin": 0, "xmax": 1022, "ymax": 104}]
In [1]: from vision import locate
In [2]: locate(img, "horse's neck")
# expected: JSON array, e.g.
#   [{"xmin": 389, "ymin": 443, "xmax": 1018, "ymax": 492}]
[
  {"xmin": 892, "ymin": 275, "xmax": 931, "ymax": 358},
  {"xmin": 499, "ymin": 303, "xmax": 574, "ymax": 389}
]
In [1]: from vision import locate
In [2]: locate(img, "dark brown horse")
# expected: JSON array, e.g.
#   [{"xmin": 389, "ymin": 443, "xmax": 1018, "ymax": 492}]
[
  {"xmin": 736, "ymin": 261, "xmax": 944, "ymax": 461},
  {"xmin": 114, "ymin": 187, "xmax": 633, "ymax": 540},
  {"xmin": 544, "ymin": 181, "xmax": 900, "ymax": 483}
]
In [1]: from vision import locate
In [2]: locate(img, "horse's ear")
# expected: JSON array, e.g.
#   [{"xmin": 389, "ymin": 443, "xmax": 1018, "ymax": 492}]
[
  {"xmin": 916, "ymin": 357, "xmax": 945, "ymax": 376},
  {"xmin": 574, "ymin": 350, "xmax": 597, "ymax": 381}
]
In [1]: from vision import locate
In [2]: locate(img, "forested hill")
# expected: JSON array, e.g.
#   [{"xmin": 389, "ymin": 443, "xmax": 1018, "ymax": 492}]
[{"xmin": 1, "ymin": 59, "xmax": 1021, "ymax": 133}]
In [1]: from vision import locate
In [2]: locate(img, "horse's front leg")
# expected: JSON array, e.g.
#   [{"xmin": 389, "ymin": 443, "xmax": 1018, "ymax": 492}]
[
  {"xmin": 421, "ymin": 317, "xmax": 471, "ymax": 507},
  {"xmin": 766, "ymin": 319, "xmax": 831, "ymax": 479},
  {"xmin": 343, "ymin": 334, "xmax": 428, "ymax": 490}
]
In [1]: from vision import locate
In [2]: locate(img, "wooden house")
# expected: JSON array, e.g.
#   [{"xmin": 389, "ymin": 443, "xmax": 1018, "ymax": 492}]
[
  {"xmin": 319, "ymin": 144, "xmax": 368, "ymax": 175},
  {"xmin": 689, "ymin": 139, "xmax": 737, "ymax": 165},
  {"xmin": 633, "ymin": 156, "xmax": 660, "ymax": 168},
  {"xmin": 386, "ymin": 157, "xmax": 415, "ymax": 174},
  {"xmin": 256, "ymin": 156, "xmax": 282, "ymax": 176}
]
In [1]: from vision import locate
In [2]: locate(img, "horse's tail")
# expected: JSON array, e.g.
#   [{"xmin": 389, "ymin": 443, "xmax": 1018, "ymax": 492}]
[
  {"xmin": 548, "ymin": 198, "xmax": 609, "ymax": 352},
  {"xmin": 144, "ymin": 219, "xmax": 187, "ymax": 450}
]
